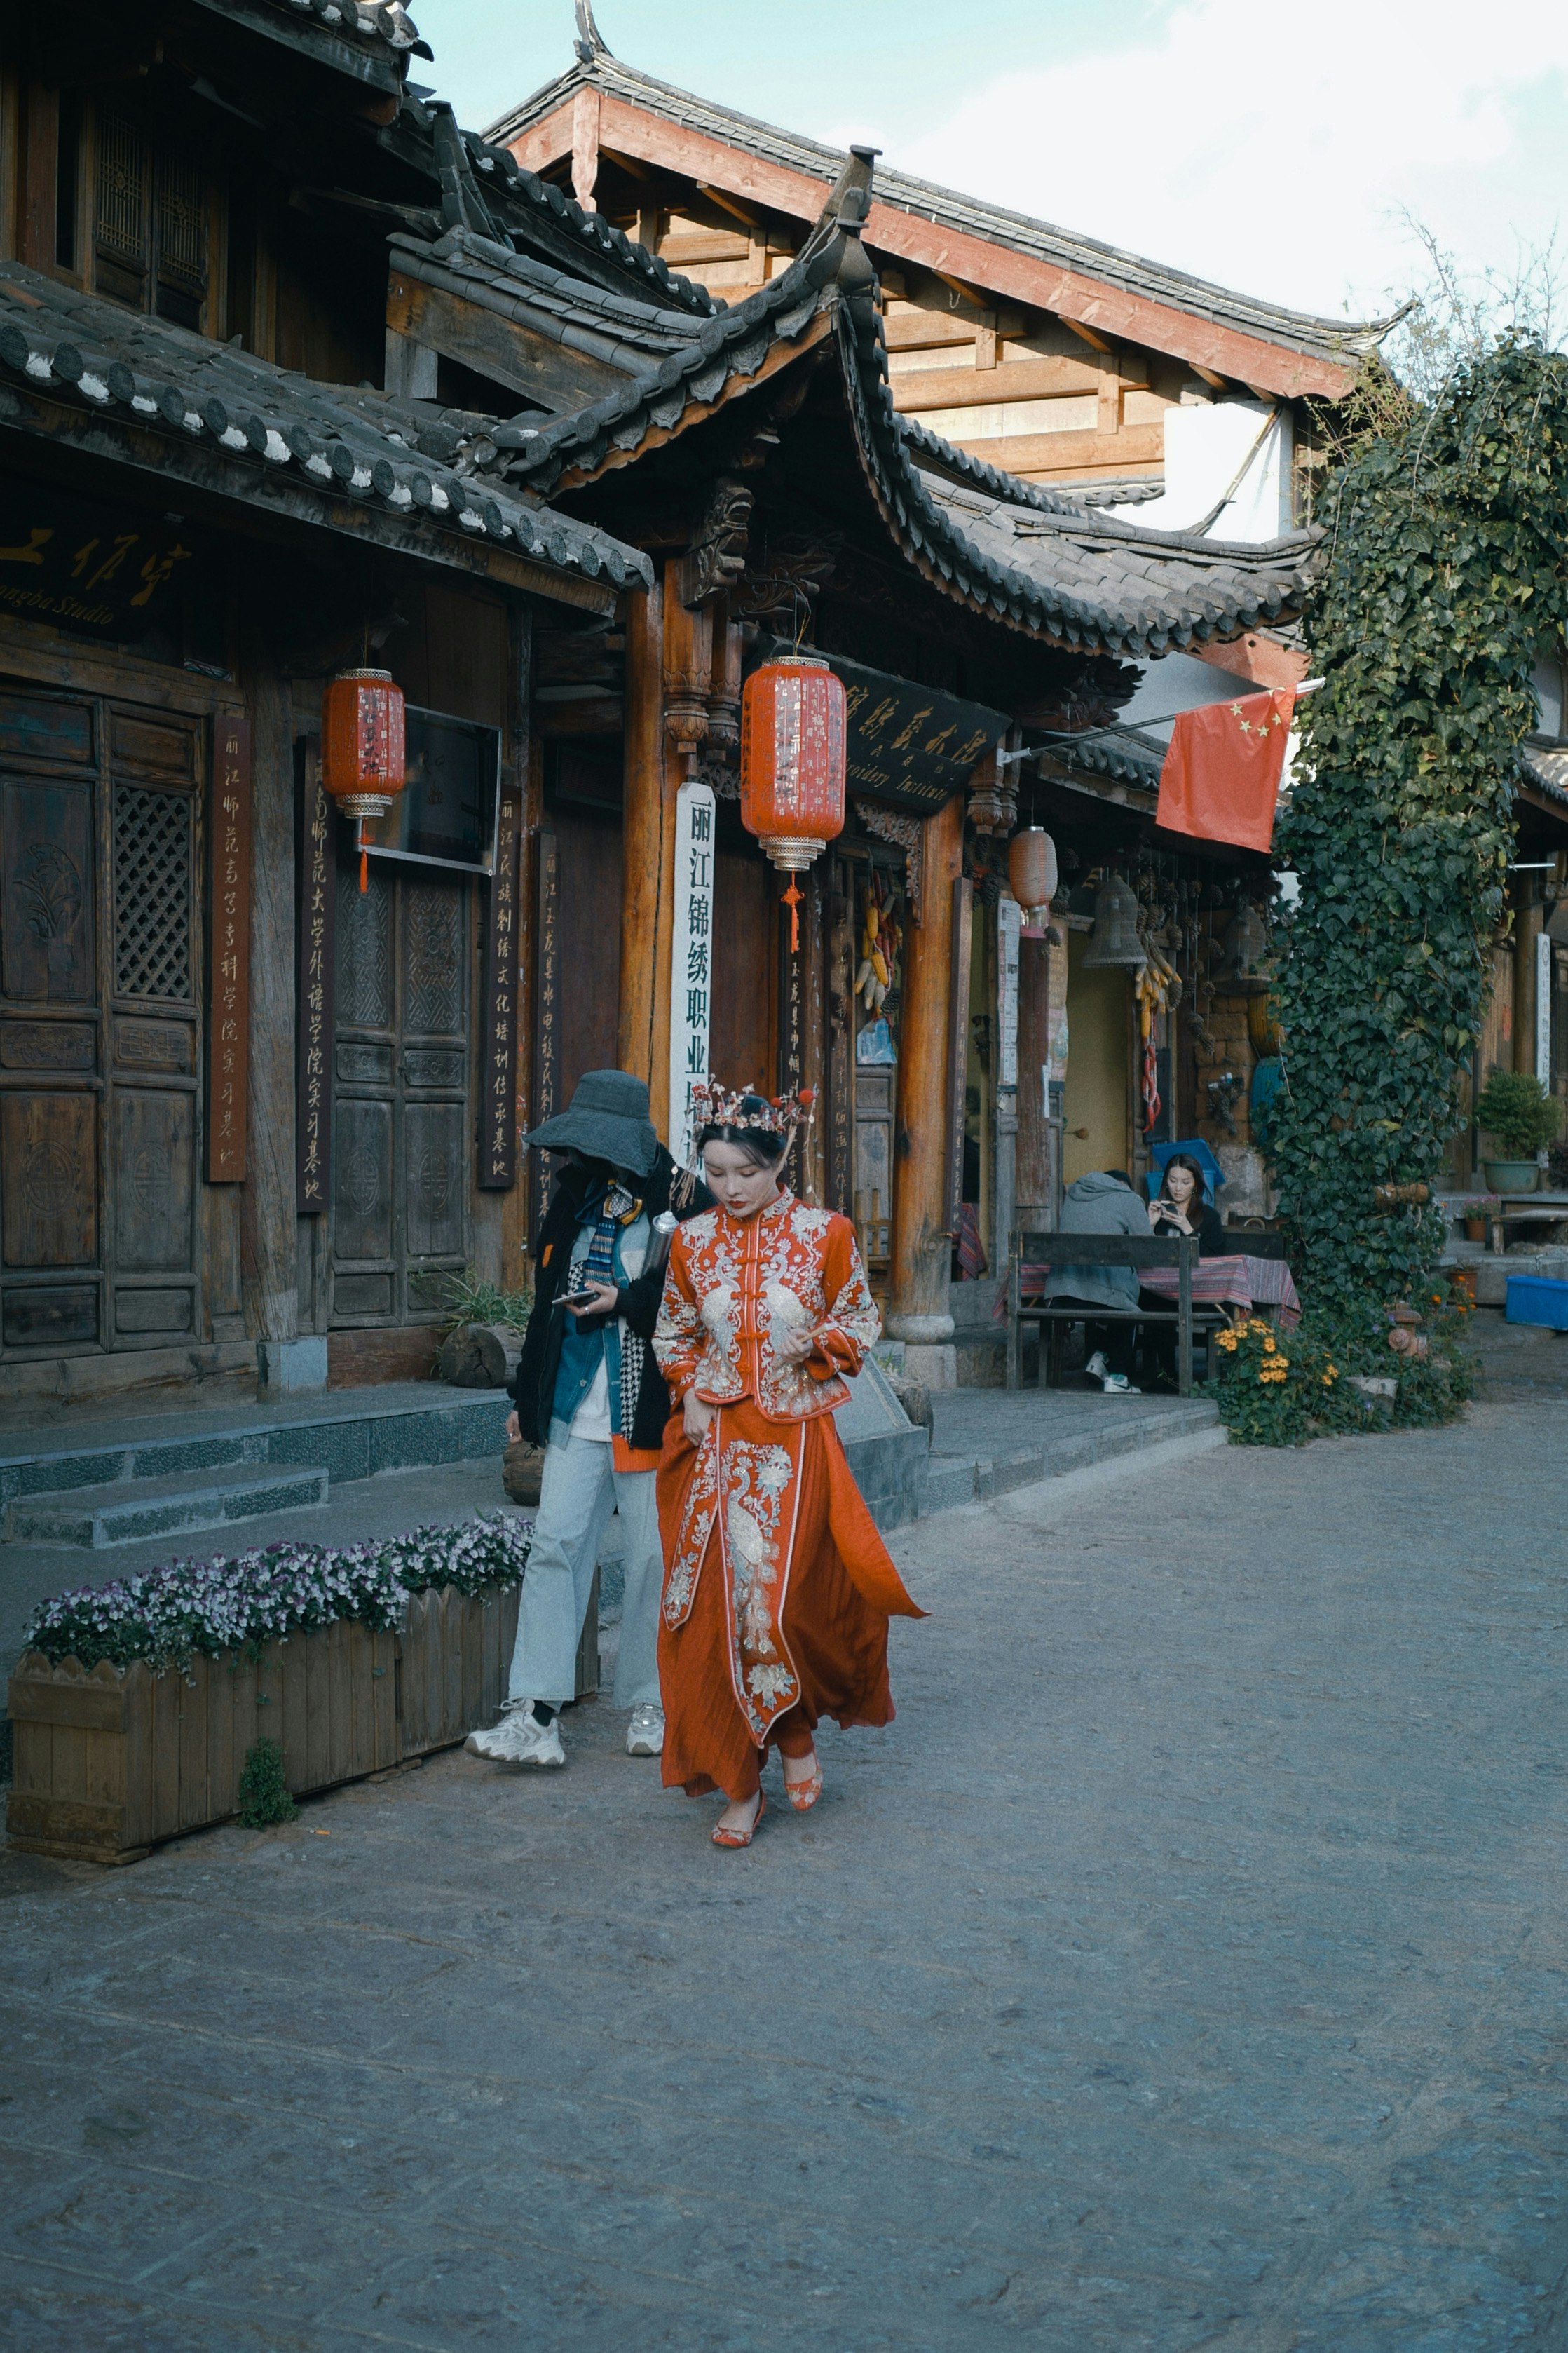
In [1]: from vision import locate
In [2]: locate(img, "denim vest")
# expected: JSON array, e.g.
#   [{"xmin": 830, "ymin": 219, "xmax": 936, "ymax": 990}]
[{"xmin": 550, "ymin": 1193, "xmax": 648, "ymax": 1441}]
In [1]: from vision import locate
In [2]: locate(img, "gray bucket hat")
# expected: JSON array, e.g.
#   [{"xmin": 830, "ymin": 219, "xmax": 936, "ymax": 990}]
[{"xmin": 523, "ymin": 1069, "xmax": 659, "ymax": 1178}]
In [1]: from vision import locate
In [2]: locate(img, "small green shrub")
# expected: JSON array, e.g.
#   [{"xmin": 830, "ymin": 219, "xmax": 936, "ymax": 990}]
[
  {"xmin": 440, "ymin": 1267, "xmax": 532, "ymax": 1333},
  {"xmin": 1475, "ymin": 1069, "xmax": 1563, "ymax": 1160},
  {"xmin": 1208, "ymin": 1291, "xmax": 1475, "ymax": 1448},
  {"xmin": 237, "ymin": 1737, "xmax": 296, "ymax": 1827}
]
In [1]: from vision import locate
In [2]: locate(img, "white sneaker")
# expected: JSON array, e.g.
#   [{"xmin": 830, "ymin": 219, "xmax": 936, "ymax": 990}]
[
  {"xmin": 1100, "ymin": 1373, "xmax": 1142, "ymax": 1395},
  {"xmin": 465, "ymin": 1704, "xmax": 565, "ymax": 1768},
  {"xmin": 627, "ymin": 1703, "xmax": 664, "ymax": 1757},
  {"xmin": 1084, "ymin": 1350, "xmax": 1108, "ymax": 1382}
]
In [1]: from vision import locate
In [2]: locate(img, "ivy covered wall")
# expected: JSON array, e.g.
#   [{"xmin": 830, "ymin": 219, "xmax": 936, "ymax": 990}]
[{"xmin": 1272, "ymin": 342, "xmax": 1568, "ymax": 1317}]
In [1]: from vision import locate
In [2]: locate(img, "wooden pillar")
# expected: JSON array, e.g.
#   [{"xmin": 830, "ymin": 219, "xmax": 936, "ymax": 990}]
[
  {"xmin": 1515, "ymin": 888, "xmax": 1545, "ymax": 1078},
  {"xmin": 18, "ymin": 83, "xmax": 57, "ymax": 273},
  {"xmin": 238, "ymin": 637, "xmax": 299, "ymax": 1351},
  {"xmin": 617, "ymin": 579, "xmax": 677, "ymax": 1137},
  {"xmin": 1015, "ymin": 935, "xmax": 1051, "ymax": 1223},
  {"xmin": 887, "ymin": 793, "xmax": 964, "ymax": 1385}
]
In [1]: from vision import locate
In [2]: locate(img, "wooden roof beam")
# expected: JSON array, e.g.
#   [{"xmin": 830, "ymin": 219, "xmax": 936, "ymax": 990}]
[
  {"xmin": 1063, "ymin": 317, "xmax": 1114, "ymax": 355},
  {"xmin": 699, "ymin": 182, "xmax": 765, "ymax": 228},
  {"xmin": 503, "ymin": 93, "xmax": 1360, "ymax": 400}
]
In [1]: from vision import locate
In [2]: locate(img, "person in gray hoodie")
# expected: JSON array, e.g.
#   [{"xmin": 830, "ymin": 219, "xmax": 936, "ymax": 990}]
[{"xmin": 1040, "ymin": 1169, "xmax": 1147, "ymax": 1393}]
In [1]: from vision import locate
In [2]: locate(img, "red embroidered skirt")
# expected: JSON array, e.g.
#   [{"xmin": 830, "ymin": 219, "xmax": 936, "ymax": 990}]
[{"xmin": 655, "ymin": 1397, "xmax": 924, "ymax": 1801}]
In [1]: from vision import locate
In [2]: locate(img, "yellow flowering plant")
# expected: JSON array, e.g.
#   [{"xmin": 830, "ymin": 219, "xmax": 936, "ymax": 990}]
[{"xmin": 1206, "ymin": 1294, "xmax": 1473, "ymax": 1447}]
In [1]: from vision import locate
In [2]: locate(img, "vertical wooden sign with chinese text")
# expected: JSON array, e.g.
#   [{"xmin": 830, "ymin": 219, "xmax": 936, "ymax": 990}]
[
  {"xmin": 943, "ymin": 874, "xmax": 973, "ymax": 1235},
  {"xmin": 480, "ymin": 792, "xmax": 521, "ymax": 1189},
  {"xmin": 531, "ymin": 830, "xmax": 559, "ymax": 1241},
  {"xmin": 667, "ymin": 781, "xmax": 716, "ymax": 1171},
  {"xmin": 826, "ymin": 857, "xmax": 853, "ymax": 1214},
  {"xmin": 206, "ymin": 715, "xmax": 252, "ymax": 1181},
  {"xmin": 295, "ymin": 738, "xmax": 335, "ymax": 1212}
]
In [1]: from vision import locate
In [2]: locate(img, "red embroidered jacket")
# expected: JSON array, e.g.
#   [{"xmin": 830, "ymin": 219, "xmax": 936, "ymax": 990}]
[{"xmin": 653, "ymin": 1192, "xmax": 881, "ymax": 1421}]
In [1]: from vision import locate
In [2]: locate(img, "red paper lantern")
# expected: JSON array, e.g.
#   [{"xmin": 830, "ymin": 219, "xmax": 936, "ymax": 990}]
[
  {"xmin": 321, "ymin": 667, "xmax": 407, "ymax": 891},
  {"xmin": 740, "ymin": 655, "xmax": 847, "ymax": 951}
]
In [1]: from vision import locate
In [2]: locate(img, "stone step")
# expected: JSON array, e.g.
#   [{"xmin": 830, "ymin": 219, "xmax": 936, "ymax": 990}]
[
  {"xmin": 8, "ymin": 1463, "xmax": 331, "ymax": 1550},
  {"xmin": 0, "ymin": 1386, "xmax": 510, "ymax": 1525},
  {"xmin": 925, "ymin": 1397, "xmax": 1220, "ymax": 1514}
]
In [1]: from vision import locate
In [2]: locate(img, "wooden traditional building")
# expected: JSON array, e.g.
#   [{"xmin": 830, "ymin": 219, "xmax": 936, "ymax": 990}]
[
  {"xmin": 382, "ymin": 118, "xmax": 1323, "ymax": 1383},
  {"xmin": 0, "ymin": 0, "xmax": 671, "ymax": 1412},
  {"xmin": 490, "ymin": 4, "xmax": 1383, "ymax": 525}
]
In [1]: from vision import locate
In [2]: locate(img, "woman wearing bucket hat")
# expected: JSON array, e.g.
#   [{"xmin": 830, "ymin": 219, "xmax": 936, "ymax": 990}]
[{"xmin": 465, "ymin": 1070, "xmax": 709, "ymax": 1770}]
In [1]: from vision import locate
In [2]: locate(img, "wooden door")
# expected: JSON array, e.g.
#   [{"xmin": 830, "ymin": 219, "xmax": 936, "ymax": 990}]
[
  {"xmin": 330, "ymin": 862, "xmax": 470, "ymax": 1328},
  {"xmin": 709, "ymin": 847, "xmax": 774, "ymax": 1094},
  {"xmin": 0, "ymin": 684, "xmax": 203, "ymax": 1362}
]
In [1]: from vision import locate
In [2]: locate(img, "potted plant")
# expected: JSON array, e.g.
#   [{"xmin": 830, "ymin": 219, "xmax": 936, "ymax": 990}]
[
  {"xmin": 1457, "ymin": 1194, "xmax": 1498, "ymax": 1242},
  {"xmin": 1475, "ymin": 1070, "xmax": 1563, "ymax": 1193}
]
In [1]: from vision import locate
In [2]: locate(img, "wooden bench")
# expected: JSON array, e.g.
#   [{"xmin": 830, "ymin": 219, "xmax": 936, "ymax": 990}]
[{"xmin": 1005, "ymin": 1230, "xmax": 1208, "ymax": 1397}]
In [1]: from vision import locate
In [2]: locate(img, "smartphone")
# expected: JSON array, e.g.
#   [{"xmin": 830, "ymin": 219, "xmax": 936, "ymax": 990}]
[{"xmin": 560, "ymin": 1284, "xmax": 600, "ymax": 1310}]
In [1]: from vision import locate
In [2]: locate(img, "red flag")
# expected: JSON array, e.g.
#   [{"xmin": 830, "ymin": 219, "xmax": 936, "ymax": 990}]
[{"xmin": 1156, "ymin": 688, "xmax": 1296, "ymax": 853}]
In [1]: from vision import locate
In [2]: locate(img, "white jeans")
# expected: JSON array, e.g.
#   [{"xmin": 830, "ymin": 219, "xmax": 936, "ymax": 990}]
[{"xmin": 506, "ymin": 1425, "xmax": 664, "ymax": 1710}]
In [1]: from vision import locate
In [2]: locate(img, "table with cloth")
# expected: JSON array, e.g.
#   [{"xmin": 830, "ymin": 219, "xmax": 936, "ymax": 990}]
[{"xmin": 1005, "ymin": 1252, "xmax": 1301, "ymax": 1331}]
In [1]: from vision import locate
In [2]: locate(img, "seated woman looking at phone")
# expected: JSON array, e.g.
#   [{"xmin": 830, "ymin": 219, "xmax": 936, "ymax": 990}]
[{"xmin": 1142, "ymin": 1151, "xmax": 1226, "ymax": 1388}]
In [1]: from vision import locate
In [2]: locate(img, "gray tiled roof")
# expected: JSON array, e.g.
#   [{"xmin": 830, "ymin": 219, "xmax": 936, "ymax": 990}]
[
  {"xmin": 0, "ymin": 262, "xmax": 650, "ymax": 595},
  {"xmin": 405, "ymin": 199, "xmax": 1318, "ymax": 662},
  {"xmin": 228, "ymin": 0, "xmax": 432, "ymax": 74},
  {"xmin": 385, "ymin": 97, "xmax": 718, "ymax": 317},
  {"xmin": 487, "ymin": 39, "xmax": 1391, "ymax": 374},
  {"xmin": 390, "ymin": 227, "xmax": 710, "ymax": 376}
]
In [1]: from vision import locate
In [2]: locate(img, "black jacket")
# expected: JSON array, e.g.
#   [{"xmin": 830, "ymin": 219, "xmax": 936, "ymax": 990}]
[
  {"xmin": 1150, "ymin": 1200, "xmax": 1227, "ymax": 1257},
  {"xmin": 508, "ymin": 1148, "xmax": 710, "ymax": 1451}
]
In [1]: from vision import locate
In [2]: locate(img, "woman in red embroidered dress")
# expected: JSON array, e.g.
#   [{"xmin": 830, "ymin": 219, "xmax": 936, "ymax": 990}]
[{"xmin": 653, "ymin": 1086, "xmax": 924, "ymax": 1846}]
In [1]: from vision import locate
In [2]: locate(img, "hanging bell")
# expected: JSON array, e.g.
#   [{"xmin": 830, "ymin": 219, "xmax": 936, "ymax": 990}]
[
  {"xmin": 1082, "ymin": 872, "xmax": 1147, "ymax": 969},
  {"xmin": 1222, "ymin": 901, "xmax": 1271, "ymax": 992}
]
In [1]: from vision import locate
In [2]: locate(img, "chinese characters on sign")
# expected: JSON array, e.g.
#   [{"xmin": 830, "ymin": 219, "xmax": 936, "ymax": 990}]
[
  {"xmin": 667, "ymin": 781, "xmax": 716, "ymax": 1172},
  {"xmin": 0, "ymin": 476, "xmax": 203, "ymax": 644},
  {"xmin": 295, "ymin": 744, "xmax": 336, "ymax": 1212},
  {"xmin": 479, "ymin": 793, "xmax": 521, "ymax": 1190},
  {"xmin": 531, "ymin": 831, "xmax": 559, "ymax": 1240},
  {"xmin": 944, "ymin": 878, "xmax": 974, "ymax": 1237},
  {"xmin": 997, "ymin": 895, "xmax": 1021, "ymax": 1091},
  {"xmin": 206, "ymin": 717, "xmax": 252, "ymax": 1182},
  {"xmin": 754, "ymin": 638, "xmax": 1008, "ymax": 815}
]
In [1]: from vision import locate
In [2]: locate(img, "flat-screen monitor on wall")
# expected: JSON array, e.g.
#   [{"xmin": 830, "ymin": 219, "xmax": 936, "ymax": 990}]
[{"xmin": 360, "ymin": 705, "xmax": 501, "ymax": 874}]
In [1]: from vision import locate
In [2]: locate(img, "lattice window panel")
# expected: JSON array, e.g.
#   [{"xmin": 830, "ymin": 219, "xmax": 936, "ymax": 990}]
[
  {"xmin": 96, "ymin": 111, "xmax": 149, "ymax": 264},
  {"xmin": 156, "ymin": 154, "xmax": 207, "ymax": 297},
  {"xmin": 114, "ymin": 786, "xmax": 192, "ymax": 1001}
]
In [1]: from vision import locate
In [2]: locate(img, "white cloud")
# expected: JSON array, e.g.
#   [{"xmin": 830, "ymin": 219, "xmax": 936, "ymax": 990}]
[{"xmin": 831, "ymin": 0, "xmax": 1568, "ymax": 320}]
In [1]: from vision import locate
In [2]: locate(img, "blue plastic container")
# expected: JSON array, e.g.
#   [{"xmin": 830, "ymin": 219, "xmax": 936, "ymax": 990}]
[{"xmin": 1505, "ymin": 1275, "xmax": 1568, "ymax": 1329}]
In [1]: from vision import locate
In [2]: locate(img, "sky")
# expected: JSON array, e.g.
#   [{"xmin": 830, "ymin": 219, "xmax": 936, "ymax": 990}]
[{"xmin": 411, "ymin": 0, "xmax": 1567, "ymax": 325}]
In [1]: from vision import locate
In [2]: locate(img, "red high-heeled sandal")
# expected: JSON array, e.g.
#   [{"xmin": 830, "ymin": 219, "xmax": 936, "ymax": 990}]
[
  {"xmin": 783, "ymin": 1754, "xmax": 822, "ymax": 1812},
  {"xmin": 712, "ymin": 1791, "xmax": 765, "ymax": 1849}
]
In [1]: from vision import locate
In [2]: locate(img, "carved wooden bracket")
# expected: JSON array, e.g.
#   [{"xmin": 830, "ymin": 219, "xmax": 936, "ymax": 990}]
[
  {"xmin": 661, "ymin": 558, "xmax": 711, "ymax": 780},
  {"xmin": 676, "ymin": 477, "xmax": 754, "ymax": 609}
]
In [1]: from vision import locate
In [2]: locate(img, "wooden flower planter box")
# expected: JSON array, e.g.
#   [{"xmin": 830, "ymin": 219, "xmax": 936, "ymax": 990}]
[{"xmin": 6, "ymin": 1581, "xmax": 524, "ymax": 1866}]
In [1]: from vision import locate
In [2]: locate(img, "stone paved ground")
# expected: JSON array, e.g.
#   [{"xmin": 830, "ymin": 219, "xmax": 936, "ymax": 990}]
[{"xmin": 3, "ymin": 1397, "xmax": 1567, "ymax": 2351}]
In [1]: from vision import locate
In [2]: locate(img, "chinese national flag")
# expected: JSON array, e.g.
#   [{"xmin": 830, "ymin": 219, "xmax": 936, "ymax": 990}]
[{"xmin": 1156, "ymin": 688, "xmax": 1297, "ymax": 853}]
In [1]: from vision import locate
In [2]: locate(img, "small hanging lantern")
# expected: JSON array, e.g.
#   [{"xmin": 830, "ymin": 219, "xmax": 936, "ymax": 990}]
[
  {"xmin": 322, "ymin": 667, "xmax": 407, "ymax": 893},
  {"xmin": 1081, "ymin": 872, "xmax": 1147, "ymax": 970},
  {"xmin": 740, "ymin": 653, "xmax": 847, "ymax": 950},
  {"xmin": 1007, "ymin": 826, "xmax": 1058, "ymax": 938}
]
